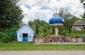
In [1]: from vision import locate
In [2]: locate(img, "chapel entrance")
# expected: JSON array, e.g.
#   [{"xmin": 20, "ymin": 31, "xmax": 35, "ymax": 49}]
[{"xmin": 22, "ymin": 33, "xmax": 28, "ymax": 42}]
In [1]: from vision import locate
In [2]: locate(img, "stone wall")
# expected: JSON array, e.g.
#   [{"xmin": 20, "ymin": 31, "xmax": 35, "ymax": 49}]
[
  {"xmin": 34, "ymin": 37, "xmax": 84, "ymax": 43},
  {"xmin": 71, "ymin": 38, "xmax": 83, "ymax": 43}
]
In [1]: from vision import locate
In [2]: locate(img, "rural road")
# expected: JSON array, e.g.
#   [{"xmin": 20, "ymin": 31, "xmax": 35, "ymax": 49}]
[{"xmin": 0, "ymin": 51, "xmax": 85, "ymax": 55}]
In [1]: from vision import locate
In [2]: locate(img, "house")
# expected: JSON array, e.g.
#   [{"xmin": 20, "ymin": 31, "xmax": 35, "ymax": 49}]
[
  {"xmin": 16, "ymin": 24, "xmax": 34, "ymax": 42},
  {"xmin": 72, "ymin": 20, "xmax": 85, "ymax": 31}
]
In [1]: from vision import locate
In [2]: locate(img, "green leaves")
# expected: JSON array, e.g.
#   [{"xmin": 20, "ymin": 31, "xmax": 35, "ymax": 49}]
[
  {"xmin": 0, "ymin": 0, "xmax": 23, "ymax": 29},
  {"xmin": 80, "ymin": 0, "xmax": 85, "ymax": 18},
  {"xmin": 80, "ymin": 0, "xmax": 84, "ymax": 3},
  {"xmin": 0, "ymin": 25, "xmax": 19, "ymax": 43},
  {"xmin": 29, "ymin": 19, "xmax": 52, "ymax": 38},
  {"xmin": 0, "ymin": 32, "xmax": 12, "ymax": 43}
]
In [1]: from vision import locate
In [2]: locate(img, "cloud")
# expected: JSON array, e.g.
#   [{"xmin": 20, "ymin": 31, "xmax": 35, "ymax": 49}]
[{"xmin": 18, "ymin": 0, "xmax": 84, "ymax": 24}]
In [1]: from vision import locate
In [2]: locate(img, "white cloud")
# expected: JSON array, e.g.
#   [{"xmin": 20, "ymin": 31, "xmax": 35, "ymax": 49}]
[
  {"xmin": 19, "ymin": 4, "xmax": 30, "ymax": 14},
  {"xmin": 18, "ymin": 0, "xmax": 84, "ymax": 24}
]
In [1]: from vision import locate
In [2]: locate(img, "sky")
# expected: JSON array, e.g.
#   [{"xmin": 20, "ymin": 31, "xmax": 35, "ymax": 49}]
[{"xmin": 17, "ymin": 0, "xmax": 84, "ymax": 24}]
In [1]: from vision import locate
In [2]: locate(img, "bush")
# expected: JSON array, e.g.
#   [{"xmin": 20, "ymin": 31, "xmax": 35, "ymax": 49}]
[
  {"xmin": 59, "ymin": 30, "xmax": 69, "ymax": 36},
  {"xmin": 0, "ymin": 32, "xmax": 13, "ymax": 43},
  {"xmin": 0, "ymin": 32, "xmax": 3, "ymax": 41}
]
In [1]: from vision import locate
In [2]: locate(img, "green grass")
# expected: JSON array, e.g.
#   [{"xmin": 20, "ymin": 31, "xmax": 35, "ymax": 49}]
[{"xmin": 0, "ymin": 42, "xmax": 85, "ymax": 50}]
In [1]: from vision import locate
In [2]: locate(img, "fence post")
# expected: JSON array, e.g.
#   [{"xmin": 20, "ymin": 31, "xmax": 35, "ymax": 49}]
[
  {"xmin": 76, "ymin": 36, "xmax": 78, "ymax": 43},
  {"xmin": 45, "ymin": 37, "xmax": 46, "ymax": 43}
]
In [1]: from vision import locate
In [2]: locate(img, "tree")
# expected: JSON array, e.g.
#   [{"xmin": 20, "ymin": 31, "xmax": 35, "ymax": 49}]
[
  {"xmin": 64, "ymin": 18, "xmax": 79, "ymax": 33},
  {"xmin": 59, "ymin": 8, "xmax": 76, "ymax": 21},
  {"xmin": 0, "ymin": 0, "xmax": 23, "ymax": 29},
  {"xmin": 80, "ymin": 0, "xmax": 85, "ymax": 18},
  {"xmin": 80, "ymin": 0, "xmax": 85, "ymax": 8},
  {"xmin": 29, "ymin": 19, "xmax": 52, "ymax": 38},
  {"xmin": 35, "ymin": 19, "xmax": 39, "ymax": 35}
]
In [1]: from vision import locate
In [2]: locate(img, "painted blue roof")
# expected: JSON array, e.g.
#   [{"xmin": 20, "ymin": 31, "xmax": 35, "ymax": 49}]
[{"xmin": 49, "ymin": 16, "xmax": 64, "ymax": 24}]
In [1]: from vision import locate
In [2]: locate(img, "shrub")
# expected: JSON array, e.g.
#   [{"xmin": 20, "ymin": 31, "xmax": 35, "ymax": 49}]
[
  {"xmin": 0, "ymin": 32, "xmax": 3, "ymax": 41},
  {"xmin": 0, "ymin": 32, "xmax": 13, "ymax": 43}
]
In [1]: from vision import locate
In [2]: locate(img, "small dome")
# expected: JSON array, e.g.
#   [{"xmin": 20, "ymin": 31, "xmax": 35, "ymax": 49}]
[{"xmin": 49, "ymin": 16, "xmax": 64, "ymax": 25}]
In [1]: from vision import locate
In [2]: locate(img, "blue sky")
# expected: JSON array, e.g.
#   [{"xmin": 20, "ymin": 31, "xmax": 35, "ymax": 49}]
[{"xmin": 17, "ymin": 0, "xmax": 84, "ymax": 24}]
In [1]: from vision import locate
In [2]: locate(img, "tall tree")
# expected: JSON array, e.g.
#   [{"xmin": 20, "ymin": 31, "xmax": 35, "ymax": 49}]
[
  {"xmin": 64, "ymin": 18, "xmax": 79, "ymax": 33},
  {"xmin": 80, "ymin": 0, "xmax": 85, "ymax": 18},
  {"xmin": 80, "ymin": 0, "xmax": 85, "ymax": 8},
  {"xmin": 59, "ymin": 8, "xmax": 76, "ymax": 21},
  {"xmin": 35, "ymin": 19, "xmax": 39, "ymax": 35},
  {"xmin": 0, "ymin": 0, "xmax": 23, "ymax": 29},
  {"xmin": 29, "ymin": 19, "xmax": 52, "ymax": 38}
]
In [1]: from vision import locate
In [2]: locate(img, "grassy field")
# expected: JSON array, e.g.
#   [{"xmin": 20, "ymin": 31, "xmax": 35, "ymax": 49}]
[{"xmin": 0, "ymin": 42, "xmax": 85, "ymax": 50}]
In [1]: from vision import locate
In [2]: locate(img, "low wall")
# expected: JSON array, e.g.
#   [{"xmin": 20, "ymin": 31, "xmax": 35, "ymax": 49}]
[
  {"xmin": 34, "ymin": 38, "xmax": 43, "ymax": 43},
  {"xmin": 34, "ymin": 38, "xmax": 84, "ymax": 43},
  {"xmin": 71, "ymin": 38, "xmax": 83, "ymax": 43}
]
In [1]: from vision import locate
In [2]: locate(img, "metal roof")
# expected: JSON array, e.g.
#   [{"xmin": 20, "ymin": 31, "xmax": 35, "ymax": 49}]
[{"xmin": 73, "ymin": 20, "xmax": 85, "ymax": 26}]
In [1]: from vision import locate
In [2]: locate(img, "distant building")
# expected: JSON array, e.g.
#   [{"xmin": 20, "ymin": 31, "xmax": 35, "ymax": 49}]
[
  {"xmin": 72, "ymin": 20, "xmax": 85, "ymax": 31},
  {"xmin": 16, "ymin": 24, "xmax": 34, "ymax": 42}
]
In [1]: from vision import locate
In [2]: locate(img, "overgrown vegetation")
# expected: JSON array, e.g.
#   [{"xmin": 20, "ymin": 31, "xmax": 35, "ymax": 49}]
[
  {"xmin": 80, "ymin": 0, "xmax": 85, "ymax": 18},
  {"xmin": 0, "ymin": 0, "xmax": 23, "ymax": 29},
  {"xmin": 29, "ymin": 19, "xmax": 53, "ymax": 38},
  {"xmin": 59, "ymin": 18, "xmax": 85, "ymax": 38},
  {"xmin": 29, "ymin": 17, "xmax": 85, "ymax": 38},
  {"xmin": 0, "ymin": 25, "xmax": 19, "ymax": 43},
  {"xmin": 0, "ymin": 0, "xmax": 22, "ymax": 43}
]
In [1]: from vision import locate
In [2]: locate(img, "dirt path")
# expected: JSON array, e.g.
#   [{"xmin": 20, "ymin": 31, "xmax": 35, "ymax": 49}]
[{"xmin": 0, "ymin": 51, "xmax": 85, "ymax": 55}]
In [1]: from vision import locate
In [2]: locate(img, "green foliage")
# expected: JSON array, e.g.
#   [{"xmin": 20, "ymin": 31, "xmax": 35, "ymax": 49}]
[
  {"xmin": 52, "ymin": 26, "xmax": 55, "ymax": 34},
  {"xmin": 0, "ymin": 0, "xmax": 22, "ymax": 43},
  {"xmin": 35, "ymin": 20, "xmax": 39, "ymax": 34},
  {"xmin": 0, "ymin": 32, "xmax": 13, "ymax": 43},
  {"xmin": 64, "ymin": 18, "xmax": 78, "ymax": 28},
  {"xmin": 80, "ymin": 0, "xmax": 85, "ymax": 8},
  {"xmin": 59, "ymin": 29, "xmax": 69, "ymax": 36},
  {"xmin": 58, "ymin": 0, "xmax": 85, "ymax": 38},
  {"xmin": 58, "ymin": 17, "xmax": 85, "ymax": 38},
  {"xmin": 29, "ymin": 18, "xmax": 82, "ymax": 38},
  {"xmin": 83, "ymin": 13, "xmax": 85, "ymax": 19},
  {"xmin": 59, "ymin": 8, "xmax": 77, "ymax": 21},
  {"xmin": 0, "ymin": 25, "xmax": 19, "ymax": 43},
  {"xmin": 64, "ymin": 18, "xmax": 79, "ymax": 33},
  {"xmin": 60, "ymin": 29, "xmax": 85, "ymax": 38},
  {"xmin": 0, "ymin": 0, "xmax": 23, "ymax": 29},
  {"xmin": 80, "ymin": 0, "xmax": 85, "ymax": 18},
  {"xmin": 29, "ymin": 19, "xmax": 53, "ymax": 38}
]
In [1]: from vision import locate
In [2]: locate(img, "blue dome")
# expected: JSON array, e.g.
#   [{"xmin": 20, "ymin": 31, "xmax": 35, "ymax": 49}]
[{"xmin": 49, "ymin": 16, "xmax": 64, "ymax": 25}]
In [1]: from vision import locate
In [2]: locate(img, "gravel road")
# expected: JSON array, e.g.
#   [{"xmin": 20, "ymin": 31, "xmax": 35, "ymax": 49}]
[{"xmin": 0, "ymin": 51, "xmax": 85, "ymax": 55}]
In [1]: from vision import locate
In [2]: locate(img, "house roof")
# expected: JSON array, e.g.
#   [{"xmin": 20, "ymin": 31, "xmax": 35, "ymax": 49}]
[
  {"xmin": 16, "ymin": 24, "xmax": 34, "ymax": 33},
  {"xmin": 73, "ymin": 20, "xmax": 85, "ymax": 26}
]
